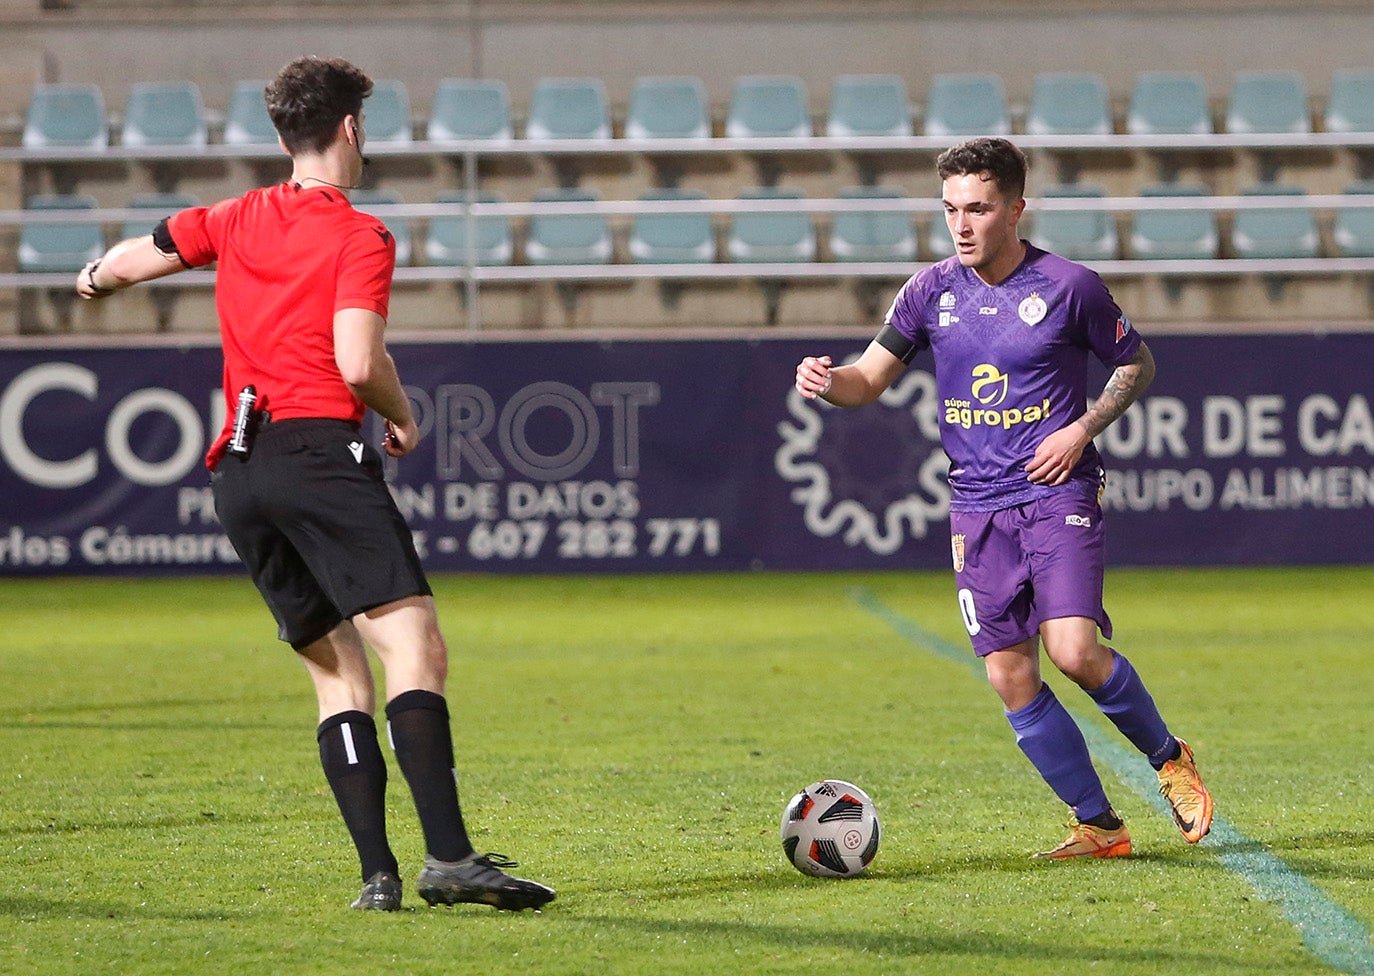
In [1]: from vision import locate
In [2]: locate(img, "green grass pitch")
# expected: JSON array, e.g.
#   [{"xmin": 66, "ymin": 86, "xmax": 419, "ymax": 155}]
[{"xmin": 1, "ymin": 567, "xmax": 1371, "ymax": 976}]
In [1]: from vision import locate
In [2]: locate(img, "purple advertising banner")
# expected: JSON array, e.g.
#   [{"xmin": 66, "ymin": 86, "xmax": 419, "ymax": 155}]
[{"xmin": 0, "ymin": 333, "xmax": 1370, "ymax": 575}]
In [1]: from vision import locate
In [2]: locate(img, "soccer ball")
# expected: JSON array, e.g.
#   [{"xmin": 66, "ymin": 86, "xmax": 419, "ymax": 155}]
[{"xmin": 779, "ymin": 779, "xmax": 880, "ymax": 878}]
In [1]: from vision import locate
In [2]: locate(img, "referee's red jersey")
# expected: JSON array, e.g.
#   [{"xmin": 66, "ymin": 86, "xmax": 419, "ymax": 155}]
[{"xmin": 167, "ymin": 182, "xmax": 396, "ymax": 469}]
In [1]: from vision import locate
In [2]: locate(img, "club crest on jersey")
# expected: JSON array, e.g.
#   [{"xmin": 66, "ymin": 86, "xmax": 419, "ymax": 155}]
[
  {"xmin": 951, "ymin": 533, "xmax": 966, "ymax": 572},
  {"xmin": 1018, "ymin": 292, "xmax": 1047, "ymax": 326},
  {"xmin": 1116, "ymin": 315, "xmax": 1133, "ymax": 342}
]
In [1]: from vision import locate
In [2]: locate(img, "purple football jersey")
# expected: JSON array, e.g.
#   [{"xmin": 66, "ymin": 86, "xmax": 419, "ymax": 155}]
[{"xmin": 885, "ymin": 243, "xmax": 1142, "ymax": 511}]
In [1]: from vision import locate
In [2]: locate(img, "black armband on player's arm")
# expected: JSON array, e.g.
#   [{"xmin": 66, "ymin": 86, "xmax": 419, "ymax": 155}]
[
  {"xmin": 151, "ymin": 218, "xmax": 193, "ymax": 269},
  {"xmin": 875, "ymin": 323, "xmax": 919, "ymax": 364}
]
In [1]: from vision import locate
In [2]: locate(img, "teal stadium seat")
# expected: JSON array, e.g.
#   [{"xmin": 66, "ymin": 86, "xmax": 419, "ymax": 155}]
[
  {"xmin": 1029, "ymin": 185, "xmax": 1118, "ymax": 261},
  {"xmin": 1226, "ymin": 71, "xmax": 1310, "ymax": 134},
  {"xmin": 924, "ymin": 73, "xmax": 1010, "ymax": 137},
  {"xmin": 1231, "ymin": 184, "xmax": 1319, "ymax": 258},
  {"xmin": 425, "ymin": 190, "xmax": 513, "ymax": 267},
  {"xmin": 629, "ymin": 189, "xmax": 714, "ymax": 263},
  {"xmin": 122, "ymin": 193, "xmax": 198, "ymax": 242},
  {"xmin": 727, "ymin": 188, "xmax": 816, "ymax": 262},
  {"xmin": 1130, "ymin": 183, "xmax": 1219, "ymax": 260},
  {"xmin": 351, "ymin": 190, "xmax": 412, "ymax": 266},
  {"xmin": 18, "ymin": 195, "xmax": 105, "ymax": 272},
  {"xmin": 427, "ymin": 79, "xmax": 513, "ymax": 142},
  {"xmin": 926, "ymin": 216, "xmax": 956, "ymax": 261},
  {"xmin": 1334, "ymin": 182, "xmax": 1374, "ymax": 257},
  {"xmin": 1027, "ymin": 72, "xmax": 1112, "ymax": 135},
  {"xmin": 625, "ymin": 77, "xmax": 710, "ymax": 139},
  {"xmin": 525, "ymin": 79, "xmax": 611, "ymax": 140},
  {"xmin": 829, "ymin": 187, "xmax": 917, "ymax": 262},
  {"xmin": 23, "ymin": 83, "xmax": 108, "ymax": 149},
  {"xmin": 1127, "ymin": 72, "xmax": 1212, "ymax": 134},
  {"xmin": 224, "ymin": 81, "xmax": 276, "ymax": 146},
  {"xmin": 122, "ymin": 82, "xmax": 207, "ymax": 147},
  {"xmin": 362, "ymin": 80, "xmax": 413, "ymax": 145},
  {"xmin": 1325, "ymin": 71, "xmax": 1374, "ymax": 134},
  {"xmin": 726, "ymin": 77, "xmax": 811, "ymax": 138},
  {"xmin": 526, "ymin": 189, "xmax": 612, "ymax": 264},
  {"xmin": 826, "ymin": 75, "xmax": 912, "ymax": 137}
]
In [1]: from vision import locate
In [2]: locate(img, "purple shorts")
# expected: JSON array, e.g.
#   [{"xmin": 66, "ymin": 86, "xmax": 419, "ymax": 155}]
[{"xmin": 949, "ymin": 492, "xmax": 1112, "ymax": 657}]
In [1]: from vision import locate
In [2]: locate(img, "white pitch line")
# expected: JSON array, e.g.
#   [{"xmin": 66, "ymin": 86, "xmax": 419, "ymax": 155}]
[{"xmin": 852, "ymin": 587, "xmax": 1374, "ymax": 976}]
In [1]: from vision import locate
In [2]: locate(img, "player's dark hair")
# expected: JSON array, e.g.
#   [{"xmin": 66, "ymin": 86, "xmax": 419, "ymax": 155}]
[
  {"xmin": 937, "ymin": 137, "xmax": 1028, "ymax": 201},
  {"xmin": 265, "ymin": 56, "xmax": 373, "ymax": 156}
]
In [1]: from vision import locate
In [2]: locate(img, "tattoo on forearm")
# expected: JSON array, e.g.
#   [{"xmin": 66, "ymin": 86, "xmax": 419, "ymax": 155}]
[{"xmin": 1078, "ymin": 343, "xmax": 1156, "ymax": 439}]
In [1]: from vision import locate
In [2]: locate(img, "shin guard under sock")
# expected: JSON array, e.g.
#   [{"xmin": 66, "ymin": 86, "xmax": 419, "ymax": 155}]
[{"xmin": 1006, "ymin": 683, "xmax": 1112, "ymax": 822}]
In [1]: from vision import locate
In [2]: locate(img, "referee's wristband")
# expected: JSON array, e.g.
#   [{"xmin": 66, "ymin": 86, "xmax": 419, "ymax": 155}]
[{"xmin": 85, "ymin": 259, "xmax": 115, "ymax": 296}]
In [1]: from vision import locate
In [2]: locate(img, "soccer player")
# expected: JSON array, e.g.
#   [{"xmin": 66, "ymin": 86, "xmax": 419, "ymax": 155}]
[
  {"xmin": 75, "ymin": 56, "xmax": 554, "ymax": 910},
  {"xmin": 794, "ymin": 138, "xmax": 1212, "ymax": 858}
]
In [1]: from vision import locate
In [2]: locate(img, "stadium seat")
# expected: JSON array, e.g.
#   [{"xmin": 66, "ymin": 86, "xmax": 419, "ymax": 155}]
[
  {"xmin": 825, "ymin": 75, "xmax": 912, "ymax": 137},
  {"xmin": 628, "ymin": 189, "xmax": 715, "ymax": 263},
  {"xmin": 1333, "ymin": 181, "xmax": 1374, "ymax": 257},
  {"xmin": 1029, "ymin": 185, "xmax": 1118, "ymax": 262},
  {"xmin": 725, "ymin": 76, "xmax": 811, "ymax": 138},
  {"xmin": 525, "ymin": 188, "xmax": 612, "ymax": 264},
  {"xmin": 424, "ymin": 190, "xmax": 513, "ymax": 267},
  {"xmin": 625, "ymin": 77, "xmax": 710, "ymax": 139},
  {"xmin": 121, "ymin": 82, "xmax": 208, "ymax": 147},
  {"xmin": 1026, "ymin": 72, "xmax": 1112, "ymax": 135},
  {"xmin": 224, "ymin": 81, "xmax": 277, "ymax": 146},
  {"xmin": 1127, "ymin": 71, "xmax": 1212, "ymax": 135},
  {"xmin": 1231, "ymin": 184, "xmax": 1319, "ymax": 258},
  {"xmin": 427, "ymin": 79, "xmax": 513, "ymax": 142},
  {"xmin": 1325, "ymin": 70, "xmax": 1374, "ymax": 134},
  {"xmin": 1129, "ymin": 183, "xmax": 1219, "ymax": 260},
  {"xmin": 351, "ymin": 190, "xmax": 412, "ymax": 266},
  {"xmin": 829, "ymin": 187, "xmax": 917, "ymax": 262},
  {"xmin": 525, "ymin": 79, "xmax": 612, "ymax": 140},
  {"xmin": 727, "ymin": 188, "xmax": 815, "ymax": 262},
  {"xmin": 362, "ymin": 80, "xmax": 413, "ymax": 145},
  {"xmin": 121, "ymin": 192, "xmax": 198, "ymax": 243},
  {"xmin": 926, "ymin": 216, "xmax": 956, "ymax": 260},
  {"xmin": 1226, "ymin": 71, "xmax": 1311, "ymax": 134},
  {"xmin": 923, "ymin": 73, "xmax": 1010, "ymax": 137},
  {"xmin": 18, "ymin": 195, "xmax": 105, "ymax": 272},
  {"xmin": 23, "ymin": 83, "xmax": 108, "ymax": 149}
]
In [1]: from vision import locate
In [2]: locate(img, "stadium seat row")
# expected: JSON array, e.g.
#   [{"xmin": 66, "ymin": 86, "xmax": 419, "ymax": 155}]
[
  {"xmin": 20, "ymin": 183, "xmax": 1374, "ymax": 273},
  {"xmin": 21, "ymin": 69, "xmax": 1374, "ymax": 150}
]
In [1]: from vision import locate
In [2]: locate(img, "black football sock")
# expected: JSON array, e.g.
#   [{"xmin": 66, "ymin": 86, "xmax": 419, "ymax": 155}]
[
  {"xmin": 317, "ymin": 710, "xmax": 398, "ymax": 881},
  {"xmin": 1081, "ymin": 809, "xmax": 1124, "ymax": 831},
  {"xmin": 386, "ymin": 689, "xmax": 474, "ymax": 863}
]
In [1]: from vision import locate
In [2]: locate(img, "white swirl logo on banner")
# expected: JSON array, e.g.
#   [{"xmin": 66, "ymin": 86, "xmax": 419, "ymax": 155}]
[{"xmin": 775, "ymin": 364, "xmax": 950, "ymax": 555}]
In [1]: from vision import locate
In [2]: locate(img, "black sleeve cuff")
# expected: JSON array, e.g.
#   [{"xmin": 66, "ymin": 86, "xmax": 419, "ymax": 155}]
[
  {"xmin": 875, "ymin": 323, "xmax": 919, "ymax": 364},
  {"xmin": 151, "ymin": 218, "xmax": 193, "ymax": 269}
]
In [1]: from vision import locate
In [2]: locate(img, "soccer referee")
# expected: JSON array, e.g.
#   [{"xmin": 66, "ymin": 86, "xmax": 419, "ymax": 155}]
[{"xmin": 76, "ymin": 56, "xmax": 554, "ymax": 912}]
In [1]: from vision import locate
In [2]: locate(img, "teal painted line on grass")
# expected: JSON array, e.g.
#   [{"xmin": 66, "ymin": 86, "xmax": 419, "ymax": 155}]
[{"xmin": 851, "ymin": 586, "xmax": 1374, "ymax": 976}]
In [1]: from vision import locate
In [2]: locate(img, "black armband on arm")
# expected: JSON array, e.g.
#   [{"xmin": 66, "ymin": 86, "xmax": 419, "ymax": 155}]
[
  {"xmin": 151, "ymin": 218, "xmax": 193, "ymax": 269},
  {"xmin": 875, "ymin": 323, "xmax": 919, "ymax": 364}
]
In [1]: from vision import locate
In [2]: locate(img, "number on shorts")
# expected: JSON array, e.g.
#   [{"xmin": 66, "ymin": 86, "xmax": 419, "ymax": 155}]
[{"xmin": 957, "ymin": 588, "xmax": 981, "ymax": 636}]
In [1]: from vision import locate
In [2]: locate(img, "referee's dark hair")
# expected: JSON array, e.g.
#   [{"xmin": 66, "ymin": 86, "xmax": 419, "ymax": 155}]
[
  {"xmin": 937, "ymin": 137, "xmax": 1028, "ymax": 202},
  {"xmin": 265, "ymin": 56, "xmax": 373, "ymax": 156}
]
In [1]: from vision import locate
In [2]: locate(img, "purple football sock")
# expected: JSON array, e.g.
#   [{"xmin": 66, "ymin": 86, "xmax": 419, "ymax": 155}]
[
  {"xmin": 1006, "ymin": 683, "xmax": 1112, "ymax": 822},
  {"xmin": 1086, "ymin": 650, "xmax": 1178, "ymax": 769}
]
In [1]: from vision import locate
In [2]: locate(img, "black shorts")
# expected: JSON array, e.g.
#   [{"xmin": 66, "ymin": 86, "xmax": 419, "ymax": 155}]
[{"xmin": 211, "ymin": 418, "xmax": 431, "ymax": 649}]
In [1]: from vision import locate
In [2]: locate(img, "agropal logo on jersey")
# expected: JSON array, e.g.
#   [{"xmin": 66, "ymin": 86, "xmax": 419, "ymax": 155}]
[
  {"xmin": 944, "ymin": 364, "xmax": 1053, "ymax": 432},
  {"xmin": 775, "ymin": 359, "xmax": 950, "ymax": 556}
]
